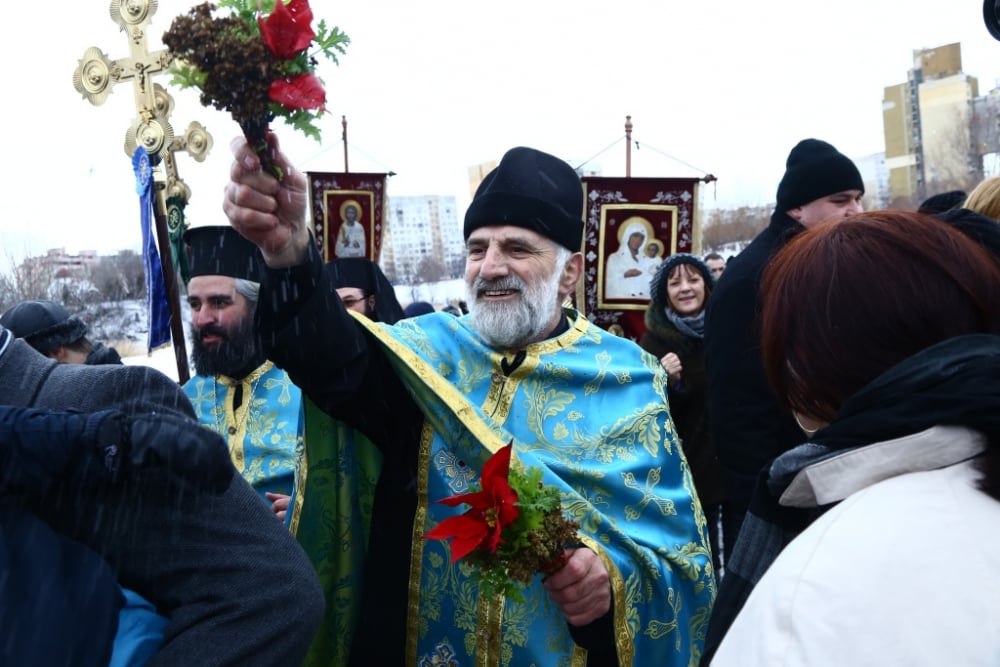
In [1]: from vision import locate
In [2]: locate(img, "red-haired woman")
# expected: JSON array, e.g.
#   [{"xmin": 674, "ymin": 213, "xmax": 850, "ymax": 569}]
[{"xmin": 707, "ymin": 211, "xmax": 1000, "ymax": 665}]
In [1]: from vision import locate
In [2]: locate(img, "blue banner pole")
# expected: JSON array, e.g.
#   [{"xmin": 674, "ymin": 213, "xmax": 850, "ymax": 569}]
[{"xmin": 132, "ymin": 148, "xmax": 190, "ymax": 383}]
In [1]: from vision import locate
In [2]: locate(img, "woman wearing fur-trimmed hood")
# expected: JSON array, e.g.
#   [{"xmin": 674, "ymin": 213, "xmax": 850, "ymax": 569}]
[{"xmin": 640, "ymin": 253, "xmax": 725, "ymax": 574}]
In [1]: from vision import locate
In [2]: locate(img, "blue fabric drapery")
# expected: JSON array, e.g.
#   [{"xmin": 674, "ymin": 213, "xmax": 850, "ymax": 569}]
[{"xmin": 132, "ymin": 148, "xmax": 170, "ymax": 351}]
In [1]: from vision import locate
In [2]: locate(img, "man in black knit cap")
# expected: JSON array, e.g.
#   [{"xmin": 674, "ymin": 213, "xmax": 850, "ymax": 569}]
[
  {"xmin": 917, "ymin": 189, "xmax": 967, "ymax": 215},
  {"xmin": 703, "ymin": 138, "xmax": 864, "ymax": 569},
  {"xmin": 1, "ymin": 299, "xmax": 122, "ymax": 365}
]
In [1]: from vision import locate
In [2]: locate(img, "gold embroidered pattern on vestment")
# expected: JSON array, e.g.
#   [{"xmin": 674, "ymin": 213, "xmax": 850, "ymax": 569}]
[{"xmin": 212, "ymin": 361, "xmax": 274, "ymax": 472}]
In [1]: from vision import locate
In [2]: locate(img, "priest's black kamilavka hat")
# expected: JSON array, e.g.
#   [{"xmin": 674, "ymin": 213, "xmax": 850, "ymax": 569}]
[{"xmin": 184, "ymin": 225, "xmax": 262, "ymax": 282}]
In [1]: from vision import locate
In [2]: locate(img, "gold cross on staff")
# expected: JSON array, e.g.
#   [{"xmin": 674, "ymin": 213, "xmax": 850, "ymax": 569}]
[
  {"xmin": 74, "ymin": 0, "xmax": 174, "ymax": 159},
  {"xmin": 71, "ymin": 0, "xmax": 213, "ymax": 384},
  {"xmin": 146, "ymin": 84, "xmax": 214, "ymax": 204},
  {"xmin": 73, "ymin": 0, "xmax": 214, "ymax": 191}
]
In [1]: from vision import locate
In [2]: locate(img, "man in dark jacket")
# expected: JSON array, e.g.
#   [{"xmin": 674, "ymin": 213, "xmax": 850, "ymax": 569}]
[
  {"xmin": 2, "ymin": 406, "xmax": 128, "ymax": 667},
  {"xmin": 0, "ymin": 299, "xmax": 122, "ymax": 364},
  {"xmin": 0, "ymin": 324, "xmax": 325, "ymax": 665},
  {"xmin": 0, "ymin": 403, "xmax": 226, "ymax": 665},
  {"xmin": 703, "ymin": 138, "xmax": 864, "ymax": 564}
]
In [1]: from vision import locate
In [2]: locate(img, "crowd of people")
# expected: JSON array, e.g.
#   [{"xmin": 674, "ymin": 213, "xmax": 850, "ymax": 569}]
[{"xmin": 4, "ymin": 129, "xmax": 1000, "ymax": 666}]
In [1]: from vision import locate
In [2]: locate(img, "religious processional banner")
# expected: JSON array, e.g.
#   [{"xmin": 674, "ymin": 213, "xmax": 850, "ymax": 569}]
[
  {"xmin": 132, "ymin": 148, "xmax": 171, "ymax": 351},
  {"xmin": 306, "ymin": 172, "xmax": 388, "ymax": 262},
  {"xmin": 576, "ymin": 176, "xmax": 703, "ymax": 341}
]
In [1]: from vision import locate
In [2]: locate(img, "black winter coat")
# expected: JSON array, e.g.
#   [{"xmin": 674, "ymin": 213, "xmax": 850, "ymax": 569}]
[
  {"xmin": 0, "ymin": 404, "xmax": 123, "ymax": 667},
  {"xmin": 0, "ymin": 330, "xmax": 324, "ymax": 666},
  {"xmin": 639, "ymin": 307, "xmax": 723, "ymax": 506},
  {"xmin": 703, "ymin": 211, "xmax": 808, "ymax": 505}
]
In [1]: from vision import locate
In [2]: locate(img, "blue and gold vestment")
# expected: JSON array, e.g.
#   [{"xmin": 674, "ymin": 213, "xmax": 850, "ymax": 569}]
[
  {"xmin": 360, "ymin": 308, "xmax": 716, "ymax": 667},
  {"xmin": 184, "ymin": 360, "xmax": 302, "ymax": 503}
]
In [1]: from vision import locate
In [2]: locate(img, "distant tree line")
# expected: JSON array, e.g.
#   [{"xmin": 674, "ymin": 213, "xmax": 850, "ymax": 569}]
[
  {"xmin": 0, "ymin": 250, "xmax": 148, "ymax": 345},
  {"xmin": 701, "ymin": 158, "xmax": 990, "ymax": 255},
  {"xmin": 384, "ymin": 254, "xmax": 450, "ymax": 287},
  {"xmin": 701, "ymin": 205, "xmax": 771, "ymax": 252}
]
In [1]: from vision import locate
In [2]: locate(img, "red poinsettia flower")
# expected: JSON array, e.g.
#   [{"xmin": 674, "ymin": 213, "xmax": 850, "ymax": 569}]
[
  {"xmin": 259, "ymin": 0, "xmax": 316, "ymax": 59},
  {"xmin": 423, "ymin": 443, "xmax": 520, "ymax": 563},
  {"xmin": 269, "ymin": 73, "xmax": 327, "ymax": 111}
]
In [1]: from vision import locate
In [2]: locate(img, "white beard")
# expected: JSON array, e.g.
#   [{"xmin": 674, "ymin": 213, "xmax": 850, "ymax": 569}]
[{"xmin": 467, "ymin": 269, "xmax": 563, "ymax": 349}]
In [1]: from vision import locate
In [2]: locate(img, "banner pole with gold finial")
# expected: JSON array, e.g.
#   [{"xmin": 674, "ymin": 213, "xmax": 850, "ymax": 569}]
[
  {"xmin": 625, "ymin": 115, "xmax": 633, "ymax": 178},
  {"xmin": 342, "ymin": 115, "xmax": 350, "ymax": 172}
]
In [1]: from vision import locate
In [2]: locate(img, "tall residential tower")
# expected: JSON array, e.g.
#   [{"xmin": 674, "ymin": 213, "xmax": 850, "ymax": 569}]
[{"xmin": 882, "ymin": 42, "xmax": 981, "ymax": 206}]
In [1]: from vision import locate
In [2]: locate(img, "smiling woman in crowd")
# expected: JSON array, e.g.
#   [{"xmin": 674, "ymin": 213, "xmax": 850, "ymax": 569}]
[{"xmin": 640, "ymin": 253, "xmax": 725, "ymax": 575}]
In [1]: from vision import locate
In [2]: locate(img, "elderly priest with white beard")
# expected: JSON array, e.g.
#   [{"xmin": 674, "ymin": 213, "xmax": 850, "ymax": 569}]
[{"xmin": 223, "ymin": 135, "xmax": 715, "ymax": 667}]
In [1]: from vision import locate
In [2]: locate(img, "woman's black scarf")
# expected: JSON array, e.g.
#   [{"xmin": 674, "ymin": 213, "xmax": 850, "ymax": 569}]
[{"xmin": 702, "ymin": 334, "xmax": 1000, "ymax": 664}]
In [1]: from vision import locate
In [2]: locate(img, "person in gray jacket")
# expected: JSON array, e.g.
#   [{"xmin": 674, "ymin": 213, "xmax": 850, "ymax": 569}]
[{"xmin": 0, "ymin": 324, "xmax": 325, "ymax": 665}]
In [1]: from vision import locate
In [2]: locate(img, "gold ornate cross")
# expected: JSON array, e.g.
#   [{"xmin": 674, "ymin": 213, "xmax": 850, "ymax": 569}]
[
  {"xmin": 72, "ymin": 0, "xmax": 211, "ymax": 383},
  {"xmin": 73, "ymin": 0, "xmax": 213, "ymax": 203}
]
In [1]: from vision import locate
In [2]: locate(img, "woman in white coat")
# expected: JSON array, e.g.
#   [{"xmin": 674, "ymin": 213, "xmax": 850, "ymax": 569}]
[{"xmin": 706, "ymin": 210, "xmax": 1000, "ymax": 665}]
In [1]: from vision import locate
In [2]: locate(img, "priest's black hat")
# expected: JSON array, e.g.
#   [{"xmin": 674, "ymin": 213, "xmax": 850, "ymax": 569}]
[
  {"xmin": 184, "ymin": 225, "xmax": 262, "ymax": 282},
  {"xmin": 331, "ymin": 257, "xmax": 405, "ymax": 324},
  {"xmin": 463, "ymin": 146, "xmax": 584, "ymax": 251}
]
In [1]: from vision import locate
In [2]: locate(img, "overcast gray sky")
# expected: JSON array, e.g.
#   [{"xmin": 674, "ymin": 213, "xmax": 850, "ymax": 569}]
[{"xmin": 4, "ymin": 0, "xmax": 999, "ymax": 261}]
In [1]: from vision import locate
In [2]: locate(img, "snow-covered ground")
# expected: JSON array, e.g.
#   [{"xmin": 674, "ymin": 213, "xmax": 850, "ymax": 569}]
[{"xmin": 122, "ymin": 344, "xmax": 188, "ymax": 383}]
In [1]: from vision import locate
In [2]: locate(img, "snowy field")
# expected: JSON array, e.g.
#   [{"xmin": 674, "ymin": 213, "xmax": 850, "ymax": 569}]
[{"xmin": 122, "ymin": 344, "xmax": 187, "ymax": 383}]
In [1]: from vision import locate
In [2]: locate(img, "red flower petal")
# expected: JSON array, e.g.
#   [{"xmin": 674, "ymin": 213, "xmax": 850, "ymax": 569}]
[
  {"xmin": 269, "ymin": 74, "xmax": 326, "ymax": 111},
  {"xmin": 482, "ymin": 443, "xmax": 513, "ymax": 481},
  {"xmin": 450, "ymin": 534, "xmax": 486, "ymax": 562},
  {"xmin": 424, "ymin": 512, "xmax": 489, "ymax": 562},
  {"xmin": 258, "ymin": 0, "xmax": 315, "ymax": 59},
  {"xmin": 436, "ymin": 489, "xmax": 489, "ymax": 509},
  {"xmin": 495, "ymin": 489, "xmax": 520, "ymax": 524},
  {"xmin": 422, "ymin": 443, "xmax": 522, "ymax": 562}
]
